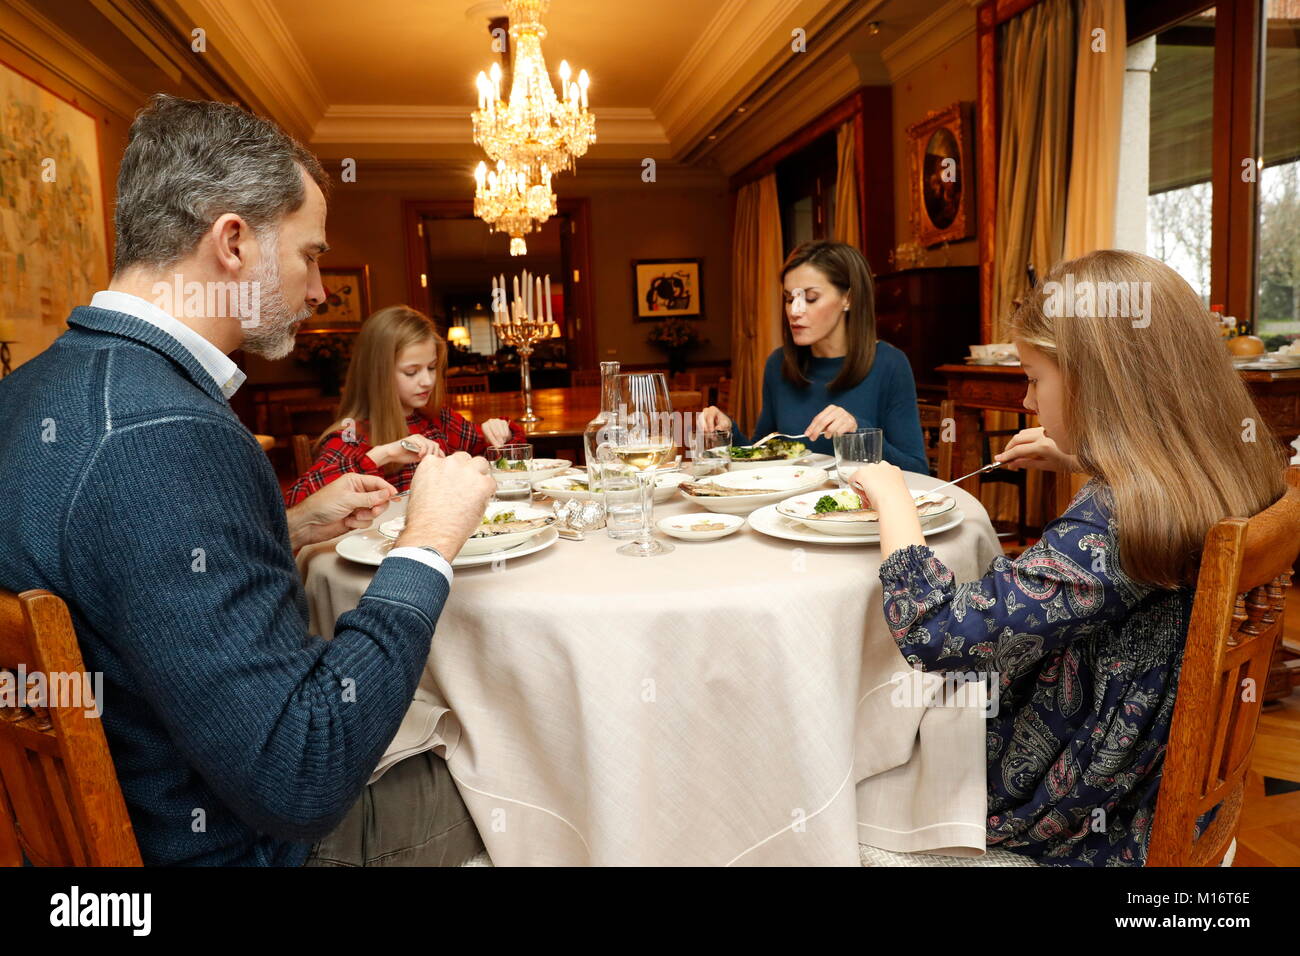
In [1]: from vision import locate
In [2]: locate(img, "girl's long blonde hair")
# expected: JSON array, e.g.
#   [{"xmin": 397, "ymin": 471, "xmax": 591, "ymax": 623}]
[
  {"xmin": 1013, "ymin": 250, "xmax": 1285, "ymax": 589},
  {"xmin": 321, "ymin": 305, "xmax": 446, "ymax": 459}
]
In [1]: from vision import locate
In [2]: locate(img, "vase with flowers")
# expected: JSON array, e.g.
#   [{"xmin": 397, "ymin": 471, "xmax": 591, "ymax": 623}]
[
  {"xmin": 646, "ymin": 316, "xmax": 704, "ymax": 375},
  {"xmin": 292, "ymin": 332, "xmax": 356, "ymax": 396}
]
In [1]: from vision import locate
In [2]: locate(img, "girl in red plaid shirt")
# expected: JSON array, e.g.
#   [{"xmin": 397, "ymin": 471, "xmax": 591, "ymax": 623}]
[{"xmin": 285, "ymin": 306, "xmax": 524, "ymax": 506}]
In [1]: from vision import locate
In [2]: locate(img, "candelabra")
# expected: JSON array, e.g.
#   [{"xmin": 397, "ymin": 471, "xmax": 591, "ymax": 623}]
[{"xmin": 492, "ymin": 270, "xmax": 558, "ymax": 423}]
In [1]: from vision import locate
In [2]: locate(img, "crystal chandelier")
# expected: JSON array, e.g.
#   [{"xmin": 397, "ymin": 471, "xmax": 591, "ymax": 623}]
[
  {"xmin": 473, "ymin": 158, "xmax": 557, "ymax": 256},
  {"xmin": 471, "ymin": 0, "xmax": 595, "ymax": 254}
]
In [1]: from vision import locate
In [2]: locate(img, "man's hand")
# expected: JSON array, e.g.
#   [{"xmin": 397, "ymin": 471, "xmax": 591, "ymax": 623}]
[
  {"xmin": 394, "ymin": 452, "xmax": 496, "ymax": 561},
  {"xmin": 287, "ymin": 473, "xmax": 397, "ymax": 551}
]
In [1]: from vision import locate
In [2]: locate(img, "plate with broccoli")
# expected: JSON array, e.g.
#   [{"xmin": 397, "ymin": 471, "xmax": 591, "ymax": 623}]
[{"xmin": 774, "ymin": 489, "xmax": 955, "ymax": 536}]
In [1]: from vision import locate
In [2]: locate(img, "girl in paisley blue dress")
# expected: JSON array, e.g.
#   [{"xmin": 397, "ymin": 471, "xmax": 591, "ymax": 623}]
[{"xmin": 849, "ymin": 250, "xmax": 1286, "ymax": 865}]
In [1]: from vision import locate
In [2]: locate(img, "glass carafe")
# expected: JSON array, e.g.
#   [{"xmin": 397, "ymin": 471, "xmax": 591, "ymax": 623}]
[{"xmin": 582, "ymin": 361, "xmax": 620, "ymax": 488}]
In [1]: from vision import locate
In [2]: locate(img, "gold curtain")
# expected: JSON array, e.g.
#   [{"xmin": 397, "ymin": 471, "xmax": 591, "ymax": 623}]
[
  {"xmin": 833, "ymin": 121, "xmax": 861, "ymax": 249},
  {"xmin": 730, "ymin": 175, "xmax": 785, "ymax": 436},
  {"xmin": 1063, "ymin": 0, "xmax": 1127, "ymax": 261},
  {"xmin": 987, "ymin": 0, "xmax": 1075, "ymax": 530}
]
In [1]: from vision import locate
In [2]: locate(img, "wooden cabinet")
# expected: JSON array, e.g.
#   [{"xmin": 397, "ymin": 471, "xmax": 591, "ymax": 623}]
[{"xmin": 874, "ymin": 267, "xmax": 980, "ymax": 399}]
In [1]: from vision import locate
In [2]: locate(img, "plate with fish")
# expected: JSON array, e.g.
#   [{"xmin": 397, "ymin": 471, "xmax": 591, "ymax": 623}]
[
  {"xmin": 747, "ymin": 503, "xmax": 965, "ymax": 546},
  {"xmin": 676, "ymin": 465, "xmax": 830, "ymax": 514},
  {"xmin": 378, "ymin": 502, "xmax": 556, "ymax": 555},
  {"xmin": 775, "ymin": 488, "xmax": 956, "ymax": 536}
]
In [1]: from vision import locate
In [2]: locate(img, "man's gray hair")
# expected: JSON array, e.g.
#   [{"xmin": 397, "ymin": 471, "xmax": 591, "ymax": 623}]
[{"xmin": 113, "ymin": 94, "xmax": 329, "ymax": 274}]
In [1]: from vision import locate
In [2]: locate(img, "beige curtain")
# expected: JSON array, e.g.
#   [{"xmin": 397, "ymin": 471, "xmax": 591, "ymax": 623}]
[
  {"xmin": 988, "ymin": 0, "xmax": 1075, "ymax": 531},
  {"xmin": 833, "ymin": 121, "xmax": 861, "ymax": 249},
  {"xmin": 1063, "ymin": 0, "xmax": 1127, "ymax": 260},
  {"xmin": 730, "ymin": 175, "xmax": 785, "ymax": 436}
]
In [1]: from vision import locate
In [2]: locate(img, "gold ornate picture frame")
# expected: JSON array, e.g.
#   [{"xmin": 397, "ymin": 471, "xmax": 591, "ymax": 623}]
[{"xmin": 906, "ymin": 102, "xmax": 975, "ymax": 248}]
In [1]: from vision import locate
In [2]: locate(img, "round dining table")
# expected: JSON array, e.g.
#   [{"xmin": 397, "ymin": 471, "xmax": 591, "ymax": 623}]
[{"xmin": 300, "ymin": 471, "xmax": 1003, "ymax": 866}]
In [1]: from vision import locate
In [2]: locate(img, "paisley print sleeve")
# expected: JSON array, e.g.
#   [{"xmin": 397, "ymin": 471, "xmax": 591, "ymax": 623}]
[{"xmin": 877, "ymin": 483, "xmax": 1149, "ymax": 674}]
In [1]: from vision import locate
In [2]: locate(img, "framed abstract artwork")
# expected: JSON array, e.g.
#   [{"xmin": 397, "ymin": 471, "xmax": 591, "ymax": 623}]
[
  {"xmin": 304, "ymin": 264, "xmax": 372, "ymax": 330},
  {"xmin": 631, "ymin": 258, "xmax": 702, "ymax": 321}
]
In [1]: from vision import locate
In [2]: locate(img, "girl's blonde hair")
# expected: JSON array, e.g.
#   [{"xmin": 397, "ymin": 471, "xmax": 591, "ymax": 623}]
[
  {"xmin": 321, "ymin": 305, "xmax": 446, "ymax": 461},
  {"xmin": 1012, "ymin": 250, "xmax": 1285, "ymax": 589}
]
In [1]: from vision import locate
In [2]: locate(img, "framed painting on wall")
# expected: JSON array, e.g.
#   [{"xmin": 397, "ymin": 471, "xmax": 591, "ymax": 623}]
[
  {"xmin": 304, "ymin": 265, "xmax": 372, "ymax": 331},
  {"xmin": 0, "ymin": 60, "xmax": 109, "ymax": 369},
  {"xmin": 906, "ymin": 102, "xmax": 975, "ymax": 248},
  {"xmin": 631, "ymin": 258, "xmax": 703, "ymax": 321}
]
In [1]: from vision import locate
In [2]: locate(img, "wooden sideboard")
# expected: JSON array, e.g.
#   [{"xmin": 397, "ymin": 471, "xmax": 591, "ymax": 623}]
[{"xmin": 875, "ymin": 267, "xmax": 980, "ymax": 400}]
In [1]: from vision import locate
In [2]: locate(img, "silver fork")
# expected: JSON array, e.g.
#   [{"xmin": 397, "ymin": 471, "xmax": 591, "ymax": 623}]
[{"xmin": 749, "ymin": 431, "xmax": 808, "ymax": 448}]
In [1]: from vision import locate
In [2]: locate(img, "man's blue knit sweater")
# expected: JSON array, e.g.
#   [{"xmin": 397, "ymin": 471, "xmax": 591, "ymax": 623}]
[{"xmin": 0, "ymin": 307, "xmax": 449, "ymax": 865}]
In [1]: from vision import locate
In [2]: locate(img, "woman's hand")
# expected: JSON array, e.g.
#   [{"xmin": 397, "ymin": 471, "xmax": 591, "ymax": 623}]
[
  {"xmin": 481, "ymin": 418, "xmax": 515, "ymax": 447},
  {"xmin": 697, "ymin": 406, "xmax": 732, "ymax": 434},
  {"xmin": 805, "ymin": 404, "xmax": 857, "ymax": 441},
  {"xmin": 368, "ymin": 434, "xmax": 440, "ymax": 467},
  {"xmin": 846, "ymin": 462, "xmax": 925, "ymax": 559},
  {"xmin": 994, "ymin": 427, "xmax": 1080, "ymax": 472}
]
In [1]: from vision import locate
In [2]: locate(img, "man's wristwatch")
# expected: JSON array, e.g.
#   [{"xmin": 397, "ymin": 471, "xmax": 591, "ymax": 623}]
[{"xmin": 418, "ymin": 545, "xmax": 448, "ymax": 565}]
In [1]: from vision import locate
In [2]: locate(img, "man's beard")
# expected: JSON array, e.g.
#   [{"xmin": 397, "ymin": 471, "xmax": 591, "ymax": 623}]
[{"xmin": 240, "ymin": 231, "xmax": 315, "ymax": 360}]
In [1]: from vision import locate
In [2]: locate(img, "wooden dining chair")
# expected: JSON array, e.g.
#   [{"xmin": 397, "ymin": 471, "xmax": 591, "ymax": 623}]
[
  {"xmin": 670, "ymin": 372, "xmax": 697, "ymax": 391},
  {"xmin": 447, "ymin": 374, "xmax": 489, "ymax": 395},
  {"xmin": 292, "ymin": 434, "xmax": 316, "ymax": 477},
  {"xmin": 917, "ymin": 399, "xmax": 955, "ymax": 481},
  {"xmin": 713, "ymin": 378, "xmax": 731, "ymax": 414},
  {"xmin": 1146, "ymin": 465, "xmax": 1300, "ymax": 866},
  {"xmin": 0, "ymin": 589, "xmax": 142, "ymax": 866}
]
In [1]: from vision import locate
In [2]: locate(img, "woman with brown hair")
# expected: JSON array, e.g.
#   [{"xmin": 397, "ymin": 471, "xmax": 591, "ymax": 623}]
[
  {"xmin": 285, "ymin": 305, "xmax": 523, "ymax": 505},
  {"xmin": 849, "ymin": 250, "xmax": 1285, "ymax": 865},
  {"xmin": 698, "ymin": 239, "xmax": 928, "ymax": 471}
]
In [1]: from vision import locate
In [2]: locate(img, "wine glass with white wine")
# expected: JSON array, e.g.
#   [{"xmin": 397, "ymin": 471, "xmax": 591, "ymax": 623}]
[{"xmin": 605, "ymin": 372, "xmax": 676, "ymax": 557}]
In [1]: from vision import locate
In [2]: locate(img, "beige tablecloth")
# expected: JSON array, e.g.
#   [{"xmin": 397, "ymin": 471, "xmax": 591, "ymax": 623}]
[{"xmin": 301, "ymin": 472, "xmax": 1002, "ymax": 865}]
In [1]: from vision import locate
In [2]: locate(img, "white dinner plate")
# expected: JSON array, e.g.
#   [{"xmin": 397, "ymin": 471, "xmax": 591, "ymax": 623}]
[
  {"xmin": 676, "ymin": 465, "xmax": 831, "ymax": 515},
  {"xmin": 746, "ymin": 504, "xmax": 966, "ymax": 545},
  {"xmin": 727, "ymin": 452, "xmax": 813, "ymax": 471},
  {"xmin": 336, "ymin": 525, "xmax": 560, "ymax": 568},
  {"xmin": 775, "ymin": 488, "xmax": 956, "ymax": 536},
  {"xmin": 655, "ymin": 512, "xmax": 745, "ymax": 541},
  {"xmin": 535, "ymin": 470, "xmax": 690, "ymax": 504}
]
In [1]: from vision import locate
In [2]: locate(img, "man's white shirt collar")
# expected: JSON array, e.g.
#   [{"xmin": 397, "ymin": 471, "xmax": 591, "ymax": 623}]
[{"xmin": 91, "ymin": 290, "xmax": 247, "ymax": 399}]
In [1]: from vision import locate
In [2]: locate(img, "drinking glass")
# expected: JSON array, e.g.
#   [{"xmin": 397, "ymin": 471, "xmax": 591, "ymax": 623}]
[
  {"xmin": 688, "ymin": 425, "xmax": 732, "ymax": 478},
  {"xmin": 486, "ymin": 443, "xmax": 533, "ymax": 500},
  {"xmin": 833, "ymin": 428, "xmax": 883, "ymax": 486},
  {"xmin": 599, "ymin": 458, "xmax": 643, "ymax": 539},
  {"xmin": 604, "ymin": 373, "xmax": 675, "ymax": 557}
]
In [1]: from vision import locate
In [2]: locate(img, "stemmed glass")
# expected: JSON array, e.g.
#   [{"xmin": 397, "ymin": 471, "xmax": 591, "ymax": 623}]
[{"xmin": 602, "ymin": 372, "xmax": 675, "ymax": 557}]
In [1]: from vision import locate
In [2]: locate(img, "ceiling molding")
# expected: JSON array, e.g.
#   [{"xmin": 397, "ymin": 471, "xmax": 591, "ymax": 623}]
[
  {"xmin": 311, "ymin": 105, "xmax": 668, "ymax": 148},
  {"xmin": 880, "ymin": 0, "xmax": 978, "ymax": 82},
  {"xmin": 706, "ymin": 52, "xmax": 866, "ymax": 176},
  {"xmin": 0, "ymin": 0, "xmax": 150, "ymax": 116},
  {"xmin": 154, "ymin": 0, "xmax": 328, "ymax": 139},
  {"xmin": 661, "ymin": 0, "xmax": 891, "ymax": 163}
]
